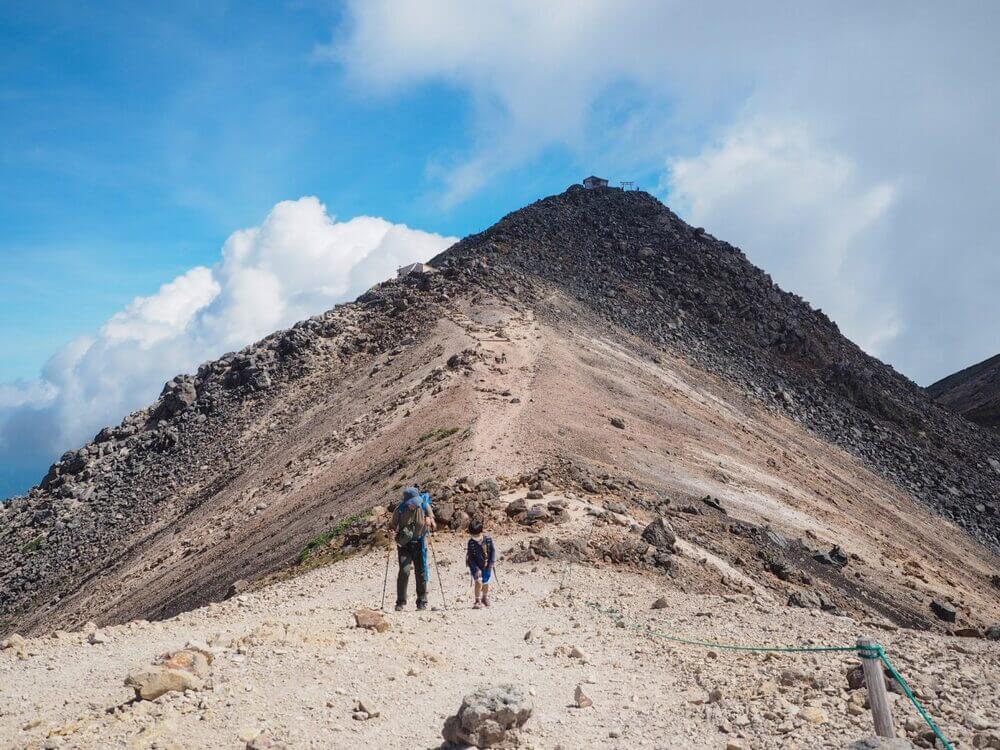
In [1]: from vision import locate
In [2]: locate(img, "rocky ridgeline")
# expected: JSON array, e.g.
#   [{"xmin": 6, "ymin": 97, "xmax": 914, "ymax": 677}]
[
  {"xmin": 927, "ymin": 351, "xmax": 1000, "ymax": 432},
  {"xmin": 0, "ymin": 272, "xmax": 459, "ymax": 635},
  {"xmin": 431, "ymin": 185, "xmax": 1000, "ymax": 552}
]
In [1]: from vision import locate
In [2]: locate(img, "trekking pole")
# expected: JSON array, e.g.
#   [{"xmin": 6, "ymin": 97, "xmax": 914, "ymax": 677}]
[
  {"xmin": 427, "ymin": 534, "xmax": 448, "ymax": 610},
  {"xmin": 380, "ymin": 544, "xmax": 392, "ymax": 611}
]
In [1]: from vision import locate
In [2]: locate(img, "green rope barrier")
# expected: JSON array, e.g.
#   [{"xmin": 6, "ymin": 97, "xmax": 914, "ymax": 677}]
[
  {"xmin": 585, "ymin": 600, "xmax": 955, "ymax": 748},
  {"xmin": 879, "ymin": 651, "xmax": 954, "ymax": 750}
]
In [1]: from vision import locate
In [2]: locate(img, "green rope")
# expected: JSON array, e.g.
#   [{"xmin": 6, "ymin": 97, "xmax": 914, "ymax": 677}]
[
  {"xmin": 585, "ymin": 600, "xmax": 955, "ymax": 748},
  {"xmin": 879, "ymin": 651, "xmax": 954, "ymax": 750}
]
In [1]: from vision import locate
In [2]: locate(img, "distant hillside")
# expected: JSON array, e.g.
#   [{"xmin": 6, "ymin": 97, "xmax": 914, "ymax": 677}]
[{"xmin": 927, "ymin": 353, "xmax": 1000, "ymax": 431}]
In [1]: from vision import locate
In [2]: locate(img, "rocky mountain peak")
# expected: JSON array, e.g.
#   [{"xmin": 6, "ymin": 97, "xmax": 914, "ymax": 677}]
[{"xmin": 2, "ymin": 185, "xmax": 999, "ymax": 642}]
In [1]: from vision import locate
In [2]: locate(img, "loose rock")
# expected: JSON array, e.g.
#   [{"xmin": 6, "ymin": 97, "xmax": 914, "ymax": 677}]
[
  {"xmin": 354, "ymin": 608, "xmax": 389, "ymax": 633},
  {"xmin": 442, "ymin": 684, "xmax": 533, "ymax": 748}
]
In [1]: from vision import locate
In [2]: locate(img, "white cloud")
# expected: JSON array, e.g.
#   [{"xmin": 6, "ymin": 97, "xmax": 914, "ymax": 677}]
[
  {"xmin": 334, "ymin": 1, "xmax": 1000, "ymax": 383},
  {"xmin": 667, "ymin": 119, "xmax": 899, "ymax": 356},
  {"xmin": 0, "ymin": 197, "xmax": 455, "ymax": 485}
]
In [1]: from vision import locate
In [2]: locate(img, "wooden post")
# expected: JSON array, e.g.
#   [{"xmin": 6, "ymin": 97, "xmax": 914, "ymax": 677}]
[{"xmin": 858, "ymin": 637, "xmax": 895, "ymax": 738}]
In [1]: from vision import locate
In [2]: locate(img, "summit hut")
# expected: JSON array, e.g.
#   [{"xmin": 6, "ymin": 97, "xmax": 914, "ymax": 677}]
[{"xmin": 583, "ymin": 175, "xmax": 609, "ymax": 189}]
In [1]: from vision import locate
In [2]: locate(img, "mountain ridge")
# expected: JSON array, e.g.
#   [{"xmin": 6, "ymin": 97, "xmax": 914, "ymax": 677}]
[
  {"xmin": 927, "ymin": 351, "xmax": 1000, "ymax": 431},
  {"xmin": 2, "ymin": 184, "xmax": 998, "ymax": 640},
  {"xmin": 432, "ymin": 185, "xmax": 1000, "ymax": 546}
]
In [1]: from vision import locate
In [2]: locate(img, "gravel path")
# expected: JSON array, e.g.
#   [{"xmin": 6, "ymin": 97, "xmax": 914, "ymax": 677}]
[{"xmin": 3, "ymin": 502, "xmax": 997, "ymax": 750}]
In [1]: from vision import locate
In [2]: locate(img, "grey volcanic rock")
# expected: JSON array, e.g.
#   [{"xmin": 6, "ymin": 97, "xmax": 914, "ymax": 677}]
[
  {"xmin": 641, "ymin": 517, "xmax": 676, "ymax": 552},
  {"xmin": 442, "ymin": 683, "xmax": 532, "ymax": 748}
]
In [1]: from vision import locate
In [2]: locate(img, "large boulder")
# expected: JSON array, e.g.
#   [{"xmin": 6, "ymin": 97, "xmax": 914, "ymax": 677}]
[
  {"xmin": 787, "ymin": 589, "xmax": 833, "ymax": 610},
  {"xmin": 161, "ymin": 647, "xmax": 212, "ymax": 678},
  {"xmin": 641, "ymin": 517, "xmax": 676, "ymax": 552},
  {"xmin": 451, "ymin": 510, "xmax": 471, "ymax": 530},
  {"xmin": 505, "ymin": 499, "xmax": 527, "ymax": 517},
  {"xmin": 125, "ymin": 645, "xmax": 213, "ymax": 700},
  {"xmin": 125, "ymin": 667, "xmax": 203, "ymax": 700},
  {"xmin": 930, "ymin": 600, "xmax": 957, "ymax": 623},
  {"xmin": 442, "ymin": 683, "xmax": 533, "ymax": 748},
  {"xmin": 152, "ymin": 377, "xmax": 197, "ymax": 421},
  {"xmin": 522, "ymin": 504, "xmax": 552, "ymax": 525},
  {"xmin": 1, "ymin": 633, "xmax": 28, "ymax": 659},
  {"xmin": 435, "ymin": 501, "xmax": 456, "ymax": 526}
]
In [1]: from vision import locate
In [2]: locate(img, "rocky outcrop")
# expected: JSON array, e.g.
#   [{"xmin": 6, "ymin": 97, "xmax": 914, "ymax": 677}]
[{"xmin": 442, "ymin": 683, "xmax": 533, "ymax": 748}]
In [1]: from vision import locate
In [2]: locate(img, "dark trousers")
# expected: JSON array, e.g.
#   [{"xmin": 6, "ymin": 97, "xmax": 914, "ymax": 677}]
[{"xmin": 396, "ymin": 538, "xmax": 428, "ymax": 606}]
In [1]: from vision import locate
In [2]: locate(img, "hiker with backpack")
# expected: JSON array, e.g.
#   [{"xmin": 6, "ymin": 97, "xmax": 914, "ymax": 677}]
[
  {"xmin": 465, "ymin": 518, "xmax": 496, "ymax": 608},
  {"xmin": 390, "ymin": 486, "xmax": 436, "ymax": 611}
]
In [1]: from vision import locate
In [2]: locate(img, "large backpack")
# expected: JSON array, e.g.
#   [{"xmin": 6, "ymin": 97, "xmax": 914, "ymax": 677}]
[{"xmin": 394, "ymin": 498, "xmax": 426, "ymax": 547}]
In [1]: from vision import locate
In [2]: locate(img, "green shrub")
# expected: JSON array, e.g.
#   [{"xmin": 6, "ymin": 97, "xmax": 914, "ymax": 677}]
[
  {"xmin": 21, "ymin": 535, "xmax": 44, "ymax": 553},
  {"xmin": 297, "ymin": 513, "xmax": 364, "ymax": 565}
]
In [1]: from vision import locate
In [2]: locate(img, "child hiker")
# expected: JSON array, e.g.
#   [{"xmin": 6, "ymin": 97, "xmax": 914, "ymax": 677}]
[{"xmin": 465, "ymin": 518, "xmax": 496, "ymax": 608}]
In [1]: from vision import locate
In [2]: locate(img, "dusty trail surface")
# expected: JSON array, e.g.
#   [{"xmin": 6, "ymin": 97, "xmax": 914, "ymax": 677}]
[{"xmin": 3, "ymin": 498, "xmax": 998, "ymax": 750}]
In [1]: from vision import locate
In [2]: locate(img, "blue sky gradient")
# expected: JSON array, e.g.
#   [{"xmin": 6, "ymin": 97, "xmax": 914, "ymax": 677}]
[{"xmin": 3, "ymin": 3, "xmax": 653, "ymax": 382}]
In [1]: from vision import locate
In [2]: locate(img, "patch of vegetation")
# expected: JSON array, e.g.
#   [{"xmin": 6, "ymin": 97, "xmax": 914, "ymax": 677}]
[
  {"xmin": 297, "ymin": 513, "xmax": 364, "ymax": 565},
  {"xmin": 418, "ymin": 426, "xmax": 461, "ymax": 443},
  {"xmin": 21, "ymin": 535, "xmax": 44, "ymax": 554}
]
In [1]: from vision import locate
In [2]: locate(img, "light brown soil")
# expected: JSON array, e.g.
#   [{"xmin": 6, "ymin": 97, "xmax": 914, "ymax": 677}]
[{"xmin": 2, "ymin": 498, "xmax": 997, "ymax": 750}]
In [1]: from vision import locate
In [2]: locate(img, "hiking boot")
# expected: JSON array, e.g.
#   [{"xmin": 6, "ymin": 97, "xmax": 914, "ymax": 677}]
[
  {"xmin": 416, "ymin": 601, "xmax": 428, "ymax": 611},
  {"xmin": 473, "ymin": 600, "xmax": 482, "ymax": 609},
  {"xmin": 395, "ymin": 603, "xmax": 405, "ymax": 612},
  {"xmin": 482, "ymin": 595, "xmax": 490, "ymax": 607}
]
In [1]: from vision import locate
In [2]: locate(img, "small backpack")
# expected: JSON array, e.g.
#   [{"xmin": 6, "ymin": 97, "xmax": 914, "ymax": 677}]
[
  {"xmin": 394, "ymin": 498, "xmax": 426, "ymax": 547},
  {"xmin": 473, "ymin": 535, "xmax": 494, "ymax": 567}
]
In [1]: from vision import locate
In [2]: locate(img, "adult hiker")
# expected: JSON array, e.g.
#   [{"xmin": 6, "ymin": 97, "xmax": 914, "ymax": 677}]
[{"xmin": 389, "ymin": 486, "xmax": 436, "ymax": 611}]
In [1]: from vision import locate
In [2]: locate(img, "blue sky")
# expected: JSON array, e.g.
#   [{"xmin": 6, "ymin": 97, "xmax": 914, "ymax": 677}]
[
  {"xmin": 2, "ymin": 2, "xmax": 999, "ymax": 498},
  {"xmin": 1, "ymin": 2, "xmax": 521, "ymax": 381},
  {"xmin": 1, "ymin": 2, "xmax": 675, "ymax": 384}
]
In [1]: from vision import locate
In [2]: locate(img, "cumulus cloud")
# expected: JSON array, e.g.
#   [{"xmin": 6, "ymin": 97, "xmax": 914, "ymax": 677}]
[
  {"xmin": 0, "ymin": 197, "xmax": 455, "ymax": 493},
  {"xmin": 334, "ymin": 1, "xmax": 1000, "ymax": 383},
  {"xmin": 668, "ymin": 119, "xmax": 900, "ymax": 357}
]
